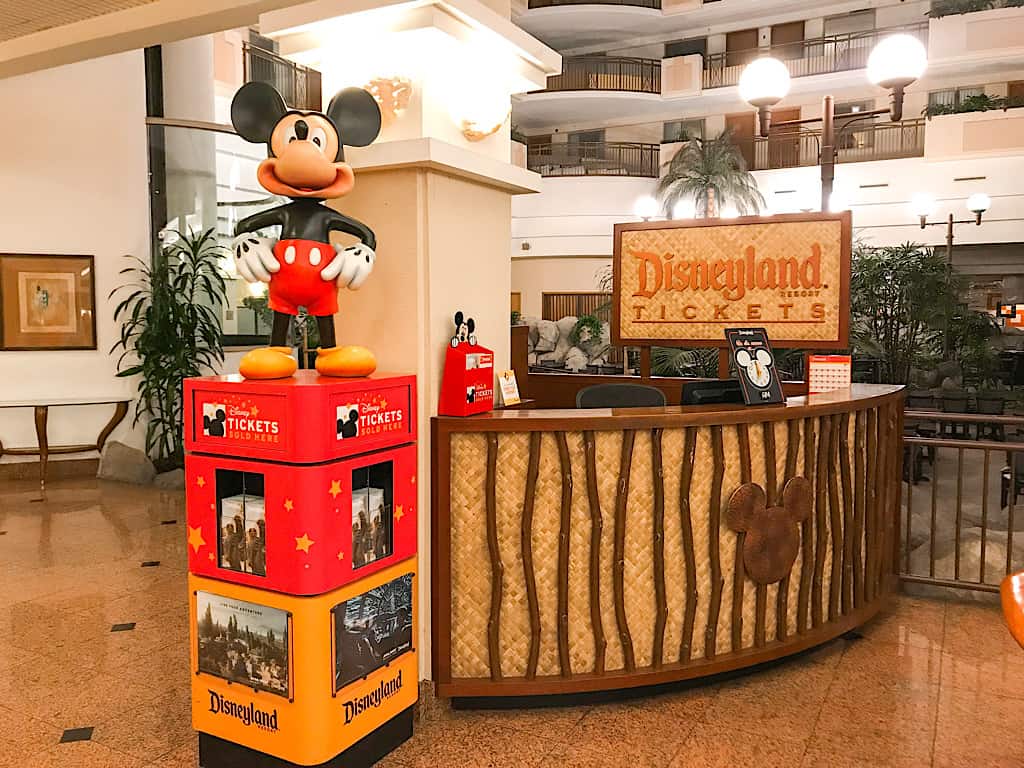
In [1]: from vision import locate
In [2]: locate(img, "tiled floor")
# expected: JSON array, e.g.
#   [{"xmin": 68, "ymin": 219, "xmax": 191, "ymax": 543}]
[{"xmin": 1, "ymin": 477, "xmax": 1023, "ymax": 767}]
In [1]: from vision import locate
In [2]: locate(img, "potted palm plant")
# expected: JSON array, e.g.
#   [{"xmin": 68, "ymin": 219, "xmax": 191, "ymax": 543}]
[
  {"xmin": 110, "ymin": 229, "xmax": 228, "ymax": 471},
  {"xmin": 657, "ymin": 130, "xmax": 764, "ymax": 218}
]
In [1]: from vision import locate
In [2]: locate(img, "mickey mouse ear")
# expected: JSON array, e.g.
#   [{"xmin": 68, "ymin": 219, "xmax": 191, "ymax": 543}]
[
  {"xmin": 726, "ymin": 483, "xmax": 765, "ymax": 533},
  {"xmin": 756, "ymin": 348, "xmax": 773, "ymax": 366},
  {"xmin": 736, "ymin": 349, "xmax": 752, "ymax": 367},
  {"xmin": 783, "ymin": 477, "xmax": 812, "ymax": 522}
]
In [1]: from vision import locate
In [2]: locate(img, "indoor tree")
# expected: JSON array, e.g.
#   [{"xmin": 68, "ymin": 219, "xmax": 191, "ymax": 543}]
[
  {"xmin": 110, "ymin": 228, "xmax": 228, "ymax": 471},
  {"xmin": 848, "ymin": 242, "xmax": 958, "ymax": 384},
  {"xmin": 657, "ymin": 130, "xmax": 765, "ymax": 218}
]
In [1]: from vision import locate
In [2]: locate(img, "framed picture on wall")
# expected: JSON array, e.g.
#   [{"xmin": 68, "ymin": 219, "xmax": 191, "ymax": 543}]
[{"xmin": 0, "ymin": 254, "xmax": 96, "ymax": 350}]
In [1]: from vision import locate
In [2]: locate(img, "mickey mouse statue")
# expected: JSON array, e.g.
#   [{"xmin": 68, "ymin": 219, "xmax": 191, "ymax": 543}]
[{"xmin": 229, "ymin": 81, "xmax": 382, "ymax": 379}]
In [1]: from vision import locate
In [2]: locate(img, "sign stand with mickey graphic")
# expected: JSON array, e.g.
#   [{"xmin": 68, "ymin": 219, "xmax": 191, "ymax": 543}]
[
  {"xmin": 184, "ymin": 371, "xmax": 419, "ymax": 768},
  {"xmin": 725, "ymin": 328, "xmax": 785, "ymax": 407},
  {"xmin": 439, "ymin": 311, "xmax": 495, "ymax": 416}
]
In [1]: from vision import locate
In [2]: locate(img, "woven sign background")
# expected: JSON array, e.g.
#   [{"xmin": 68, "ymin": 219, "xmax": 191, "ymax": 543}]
[{"xmin": 613, "ymin": 213, "xmax": 850, "ymax": 348}]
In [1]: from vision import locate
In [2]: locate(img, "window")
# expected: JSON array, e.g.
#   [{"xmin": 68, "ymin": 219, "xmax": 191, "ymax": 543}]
[
  {"xmin": 824, "ymin": 9, "xmax": 876, "ymax": 37},
  {"xmin": 568, "ymin": 129, "xmax": 605, "ymax": 145},
  {"xmin": 665, "ymin": 38, "xmax": 707, "ymax": 58},
  {"xmin": 835, "ymin": 100, "xmax": 877, "ymax": 149},
  {"xmin": 928, "ymin": 86, "xmax": 984, "ymax": 110},
  {"xmin": 662, "ymin": 119, "xmax": 705, "ymax": 143}
]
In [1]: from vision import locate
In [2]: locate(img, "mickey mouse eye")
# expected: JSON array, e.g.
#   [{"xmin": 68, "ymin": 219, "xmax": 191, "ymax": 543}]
[
  {"xmin": 309, "ymin": 126, "xmax": 327, "ymax": 151},
  {"xmin": 284, "ymin": 124, "xmax": 299, "ymax": 144}
]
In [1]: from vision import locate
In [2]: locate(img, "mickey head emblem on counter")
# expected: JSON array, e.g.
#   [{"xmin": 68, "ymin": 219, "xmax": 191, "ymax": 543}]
[{"xmin": 726, "ymin": 477, "xmax": 812, "ymax": 584}]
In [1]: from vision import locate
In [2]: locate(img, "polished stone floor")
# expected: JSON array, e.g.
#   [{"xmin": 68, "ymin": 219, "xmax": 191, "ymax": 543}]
[{"xmin": 0, "ymin": 477, "xmax": 1022, "ymax": 767}]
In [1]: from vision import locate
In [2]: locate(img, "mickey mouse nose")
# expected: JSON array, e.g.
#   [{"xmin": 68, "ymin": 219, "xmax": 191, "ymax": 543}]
[{"xmin": 274, "ymin": 141, "xmax": 337, "ymax": 189}]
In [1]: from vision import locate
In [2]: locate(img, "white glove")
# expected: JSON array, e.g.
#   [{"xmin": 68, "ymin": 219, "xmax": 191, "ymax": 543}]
[
  {"xmin": 321, "ymin": 243, "xmax": 375, "ymax": 290},
  {"xmin": 232, "ymin": 234, "xmax": 279, "ymax": 283}
]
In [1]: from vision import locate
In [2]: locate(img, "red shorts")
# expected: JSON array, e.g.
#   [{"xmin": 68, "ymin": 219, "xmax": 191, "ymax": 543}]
[{"xmin": 268, "ymin": 239, "xmax": 338, "ymax": 317}]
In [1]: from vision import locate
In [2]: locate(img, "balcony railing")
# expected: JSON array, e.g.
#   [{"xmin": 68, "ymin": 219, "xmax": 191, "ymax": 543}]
[
  {"xmin": 528, "ymin": 141, "xmax": 660, "ymax": 177},
  {"xmin": 725, "ymin": 118, "xmax": 926, "ymax": 171},
  {"xmin": 544, "ymin": 56, "xmax": 661, "ymax": 93},
  {"xmin": 703, "ymin": 23, "xmax": 929, "ymax": 89},
  {"xmin": 243, "ymin": 43, "xmax": 323, "ymax": 112},
  {"xmin": 528, "ymin": 0, "xmax": 660, "ymax": 6}
]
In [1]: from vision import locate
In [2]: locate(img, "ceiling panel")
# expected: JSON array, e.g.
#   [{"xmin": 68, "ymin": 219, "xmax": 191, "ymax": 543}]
[{"xmin": 0, "ymin": 0, "xmax": 160, "ymax": 42}]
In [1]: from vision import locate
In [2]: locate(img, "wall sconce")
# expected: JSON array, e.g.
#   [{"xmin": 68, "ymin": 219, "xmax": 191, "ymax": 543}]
[{"xmin": 364, "ymin": 76, "xmax": 413, "ymax": 126}]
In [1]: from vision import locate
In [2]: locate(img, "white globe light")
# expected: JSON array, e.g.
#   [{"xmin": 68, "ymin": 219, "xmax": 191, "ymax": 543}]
[
  {"xmin": 672, "ymin": 199, "xmax": 696, "ymax": 220},
  {"xmin": 910, "ymin": 192, "xmax": 936, "ymax": 219},
  {"xmin": 867, "ymin": 34, "xmax": 927, "ymax": 88},
  {"xmin": 739, "ymin": 57, "xmax": 791, "ymax": 107},
  {"xmin": 828, "ymin": 191, "xmax": 850, "ymax": 213},
  {"xmin": 634, "ymin": 195, "xmax": 659, "ymax": 220},
  {"xmin": 967, "ymin": 192, "xmax": 991, "ymax": 214}
]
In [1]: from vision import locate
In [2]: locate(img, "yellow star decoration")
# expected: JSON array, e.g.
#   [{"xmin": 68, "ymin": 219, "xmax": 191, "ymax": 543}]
[
  {"xmin": 284, "ymin": 499, "xmax": 294, "ymax": 512},
  {"xmin": 208, "ymin": 552, "xmax": 216, "ymax": 561},
  {"xmin": 196, "ymin": 476, "xmax": 206, "ymax": 488},
  {"xmin": 411, "ymin": 475, "xmax": 416, "ymax": 485},
  {"xmin": 380, "ymin": 399, "xmax": 388, "ymax": 409},
  {"xmin": 337, "ymin": 551, "xmax": 345, "ymax": 561},
  {"xmin": 394, "ymin": 504, "xmax": 405, "ymax": 521},
  {"xmin": 188, "ymin": 526, "xmax": 206, "ymax": 553},
  {"xmin": 295, "ymin": 533, "xmax": 315, "ymax": 553},
  {"xmin": 329, "ymin": 480, "xmax": 342, "ymax": 499},
  {"xmin": 251, "ymin": 406, "xmax": 260, "ymax": 416}
]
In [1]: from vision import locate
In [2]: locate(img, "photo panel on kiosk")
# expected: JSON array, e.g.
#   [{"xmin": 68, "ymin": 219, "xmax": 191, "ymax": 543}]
[
  {"xmin": 189, "ymin": 563, "xmax": 418, "ymax": 766},
  {"xmin": 186, "ymin": 446, "xmax": 416, "ymax": 596}
]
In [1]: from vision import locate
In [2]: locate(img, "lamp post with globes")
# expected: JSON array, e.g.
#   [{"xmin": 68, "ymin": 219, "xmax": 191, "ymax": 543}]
[
  {"xmin": 738, "ymin": 33, "xmax": 928, "ymax": 212},
  {"xmin": 911, "ymin": 191, "xmax": 991, "ymax": 355}
]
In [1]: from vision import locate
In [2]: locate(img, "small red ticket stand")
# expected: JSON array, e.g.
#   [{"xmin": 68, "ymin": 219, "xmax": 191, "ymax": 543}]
[
  {"xmin": 438, "ymin": 341, "xmax": 494, "ymax": 416},
  {"xmin": 184, "ymin": 370, "xmax": 418, "ymax": 768}
]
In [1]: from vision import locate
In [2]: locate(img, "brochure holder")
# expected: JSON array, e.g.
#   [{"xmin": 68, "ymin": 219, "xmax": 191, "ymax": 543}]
[
  {"xmin": 185, "ymin": 371, "xmax": 418, "ymax": 767},
  {"xmin": 439, "ymin": 341, "xmax": 494, "ymax": 416}
]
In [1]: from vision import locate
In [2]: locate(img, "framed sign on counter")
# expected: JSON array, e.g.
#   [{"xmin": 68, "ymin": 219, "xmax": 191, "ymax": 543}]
[{"xmin": 612, "ymin": 212, "xmax": 851, "ymax": 349}]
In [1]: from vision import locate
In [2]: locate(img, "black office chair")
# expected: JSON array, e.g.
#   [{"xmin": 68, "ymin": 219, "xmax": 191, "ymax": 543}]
[{"xmin": 576, "ymin": 383, "xmax": 667, "ymax": 409}]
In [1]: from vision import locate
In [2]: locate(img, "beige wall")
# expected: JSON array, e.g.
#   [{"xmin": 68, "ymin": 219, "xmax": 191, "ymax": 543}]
[{"xmin": 511, "ymin": 256, "xmax": 611, "ymax": 317}]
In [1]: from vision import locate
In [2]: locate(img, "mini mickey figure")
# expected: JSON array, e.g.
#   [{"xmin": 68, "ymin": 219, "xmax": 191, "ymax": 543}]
[
  {"xmin": 203, "ymin": 408, "xmax": 227, "ymax": 438},
  {"xmin": 450, "ymin": 311, "xmax": 477, "ymax": 348},
  {"xmin": 229, "ymin": 81, "xmax": 382, "ymax": 379},
  {"xmin": 726, "ymin": 477, "xmax": 812, "ymax": 584},
  {"xmin": 736, "ymin": 347, "xmax": 774, "ymax": 389}
]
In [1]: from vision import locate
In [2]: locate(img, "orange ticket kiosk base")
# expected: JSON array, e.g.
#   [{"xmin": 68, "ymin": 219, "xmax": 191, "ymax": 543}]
[{"xmin": 184, "ymin": 372, "xmax": 418, "ymax": 767}]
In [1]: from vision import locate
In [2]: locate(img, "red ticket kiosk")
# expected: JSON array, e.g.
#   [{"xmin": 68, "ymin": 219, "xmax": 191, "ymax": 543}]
[{"xmin": 184, "ymin": 371, "xmax": 418, "ymax": 767}]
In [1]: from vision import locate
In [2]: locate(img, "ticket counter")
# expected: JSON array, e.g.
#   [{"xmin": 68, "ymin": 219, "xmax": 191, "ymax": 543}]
[{"xmin": 430, "ymin": 385, "xmax": 903, "ymax": 698}]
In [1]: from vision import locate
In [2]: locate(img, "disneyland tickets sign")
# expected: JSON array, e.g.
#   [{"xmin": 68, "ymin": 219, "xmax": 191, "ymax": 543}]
[{"xmin": 612, "ymin": 213, "xmax": 851, "ymax": 348}]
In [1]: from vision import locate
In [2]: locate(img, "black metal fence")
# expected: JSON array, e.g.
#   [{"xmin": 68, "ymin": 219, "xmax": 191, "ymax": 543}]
[
  {"xmin": 703, "ymin": 22, "xmax": 929, "ymax": 89},
  {"xmin": 722, "ymin": 119, "xmax": 926, "ymax": 171},
  {"xmin": 545, "ymin": 56, "xmax": 661, "ymax": 93},
  {"xmin": 527, "ymin": 142, "xmax": 659, "ymax": 177},
  {"xmin": 901, "ymin": 410, "xmax": 1024, "ymax": 594},
  {"xmin": 243, "ymin": 43, "xmax": 323, "ymax": 112}
]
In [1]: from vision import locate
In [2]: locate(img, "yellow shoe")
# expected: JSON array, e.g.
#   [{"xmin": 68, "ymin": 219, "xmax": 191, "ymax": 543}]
[
  {"xmin": 315, "ymin": 345, "xmax": 377, "ymax": 378},
  {"xmin": 238, "ymin": 346, "xmax": 298, "ymax": 380}
]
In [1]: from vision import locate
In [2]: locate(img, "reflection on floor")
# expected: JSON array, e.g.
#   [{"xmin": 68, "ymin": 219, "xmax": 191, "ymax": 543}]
[{"xmin": 0, "ymin": 477, "xmax": 1022, "ymax": 767}]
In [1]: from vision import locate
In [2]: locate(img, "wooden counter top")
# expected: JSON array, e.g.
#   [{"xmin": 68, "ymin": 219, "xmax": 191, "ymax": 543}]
[{"xmin": 434, "ymin": 384, "xmax": 904, "ymax": 431}]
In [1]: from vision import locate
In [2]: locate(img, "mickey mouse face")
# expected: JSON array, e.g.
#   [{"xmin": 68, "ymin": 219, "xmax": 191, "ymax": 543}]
[
  {"xmin": 736, "ymin": 348, "xmax": 773, "ymax": 389},
  {"xmin": 726, "ymin": 477, "xmax": 812, "ymax": 584},
  {"xmin": 203, "ymin": 408, "xmax": 227, "ymax": 438}
]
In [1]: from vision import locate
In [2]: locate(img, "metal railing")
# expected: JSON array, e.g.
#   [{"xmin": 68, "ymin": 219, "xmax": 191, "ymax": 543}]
[
  {"xmin": 725, "ymin": 118, "xmax": 925, "ymax": 171},
  {"xmin": 901, "ymin": 410, "xmax": 1024, "ymax": 593},
  {"xmin": 703, "ymin": 22, "xmax": 929, "ymax": 88},
  {"xmin": 528, "ymin": 0, "xmax": 660, "ymax": 6},
  {"xmin": 527, "ymin": 141, "xmax": 660, "ymax": 177},
  {"xmin": 243, "ymin": 43, "xmax": 323, "ymax": 112},
  {"xmin": 544, "ymin": 56, "xmax": 661, "ymax": 93}
]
